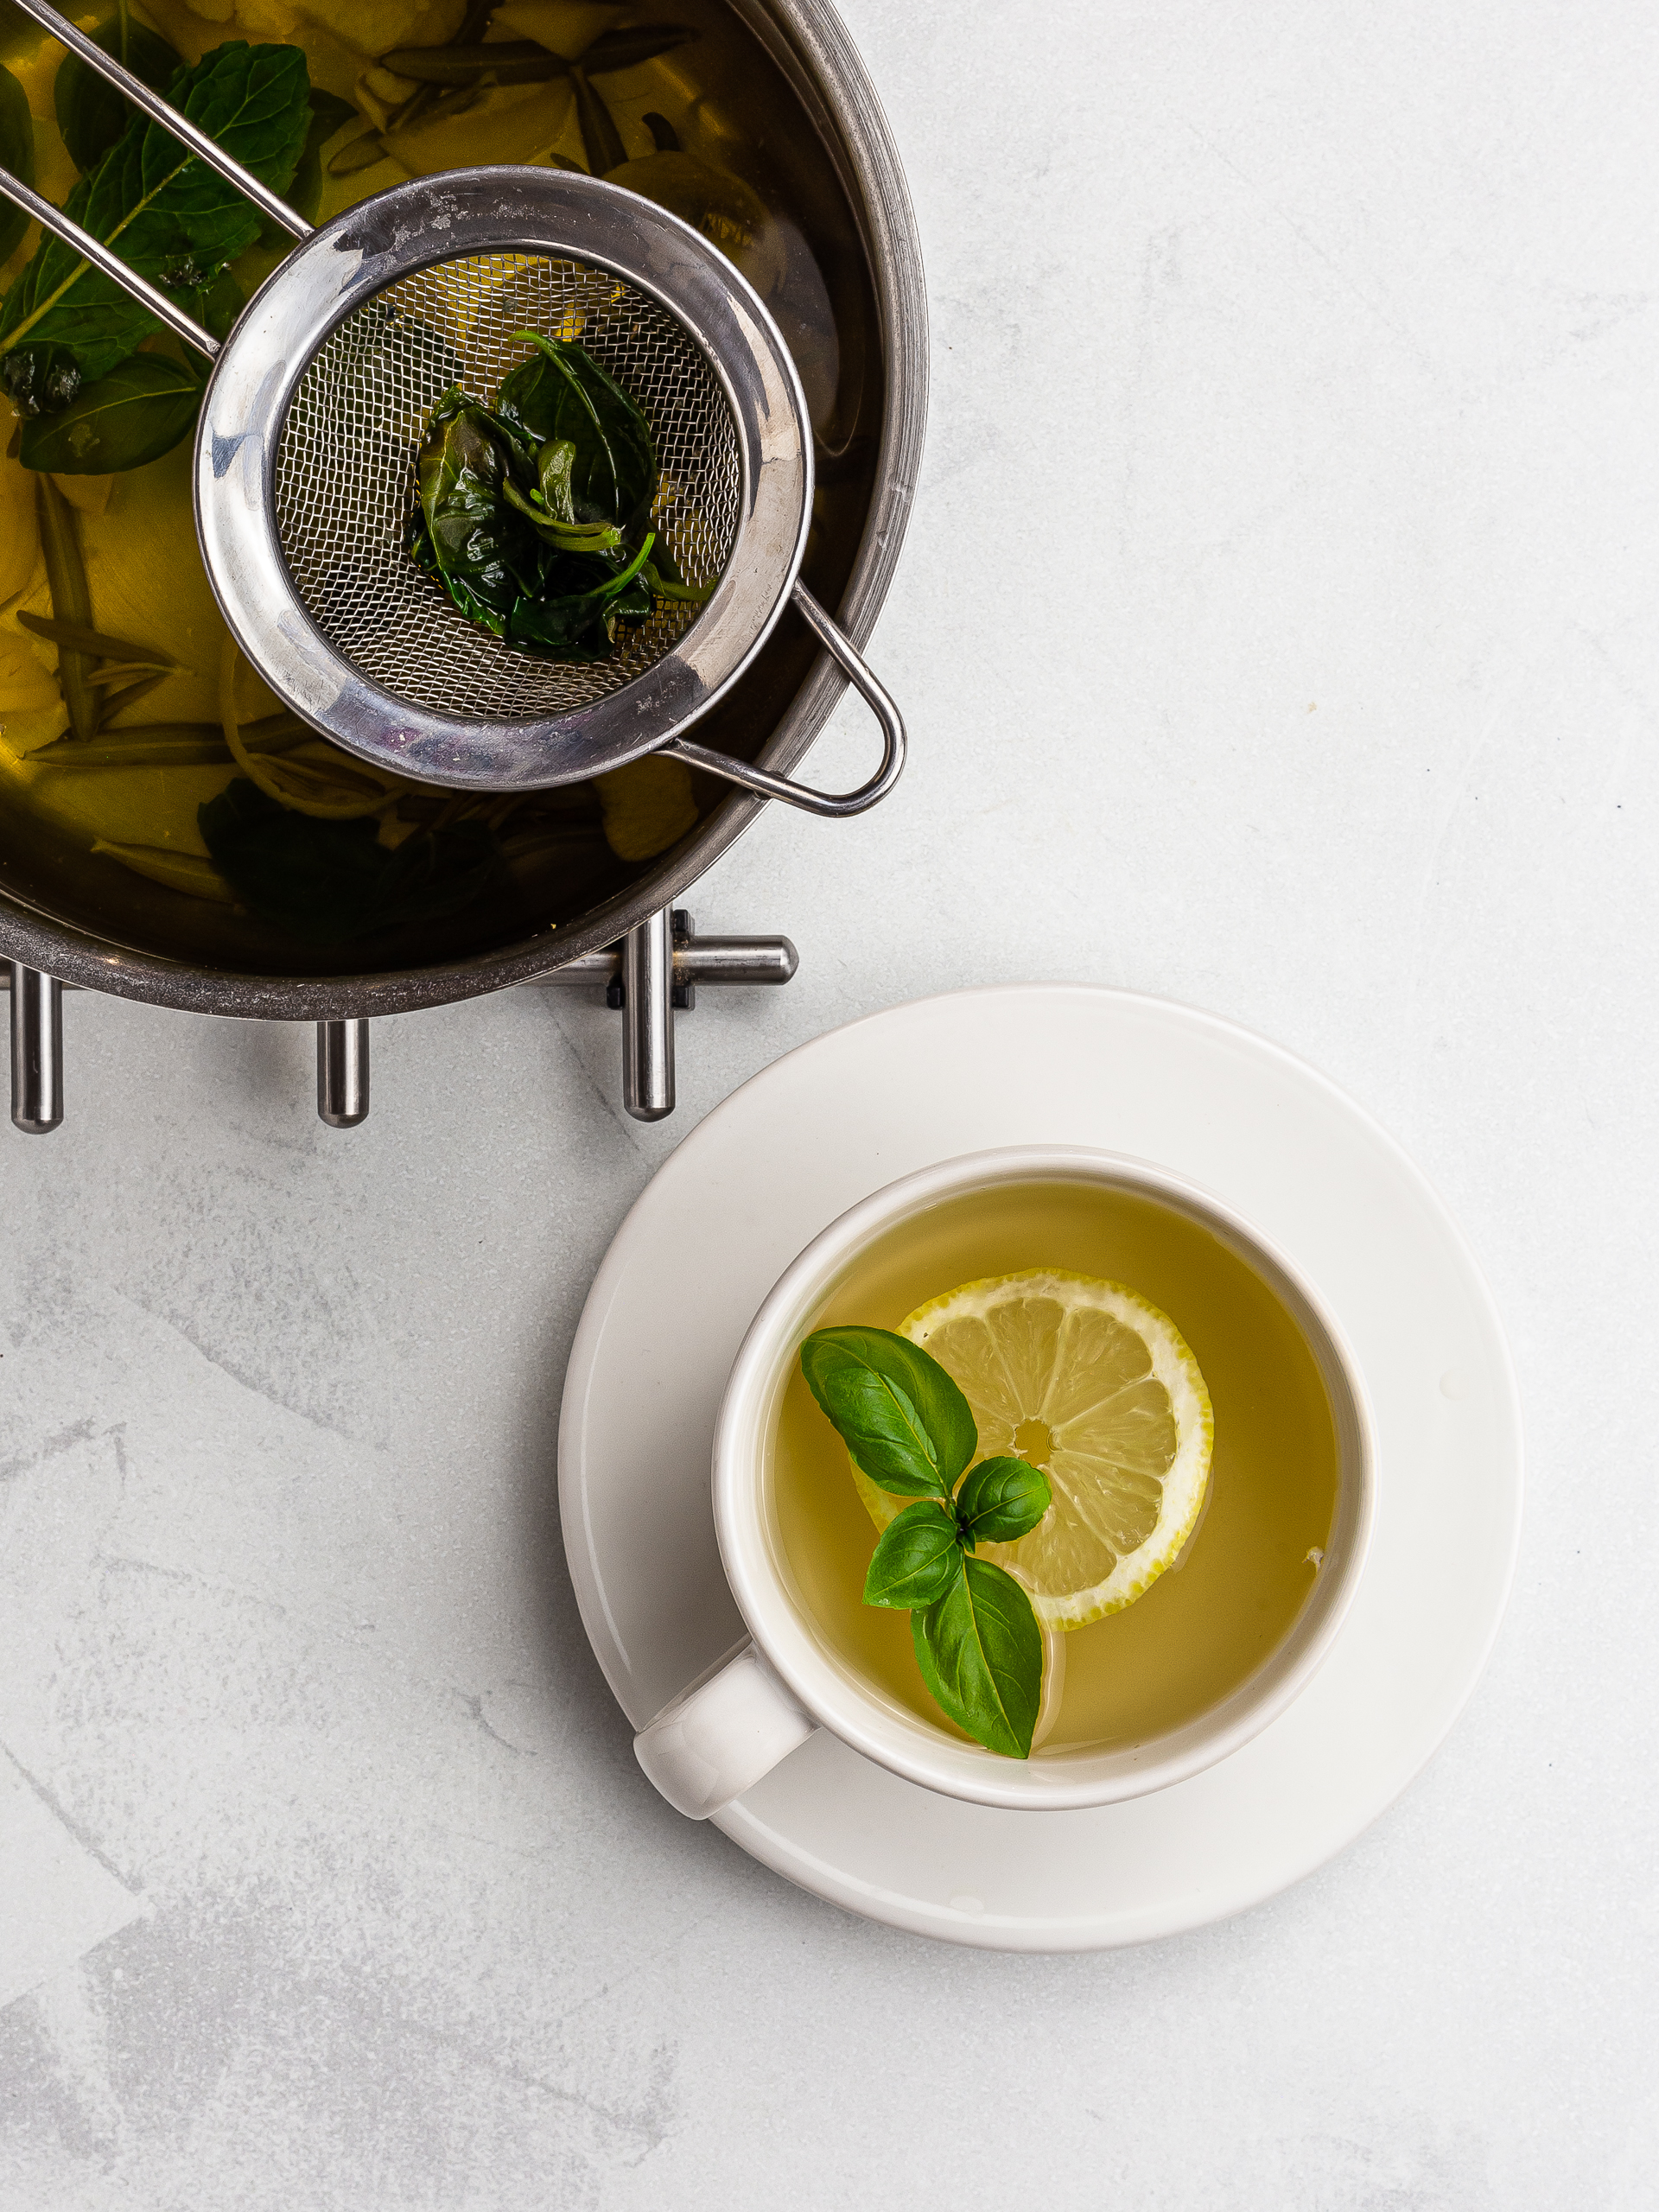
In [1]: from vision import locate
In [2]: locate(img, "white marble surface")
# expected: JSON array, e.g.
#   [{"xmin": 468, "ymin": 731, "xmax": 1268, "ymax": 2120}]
[{"xmin": 3, "ymin": 0, "xmax": 1656, "ymax": 2202}]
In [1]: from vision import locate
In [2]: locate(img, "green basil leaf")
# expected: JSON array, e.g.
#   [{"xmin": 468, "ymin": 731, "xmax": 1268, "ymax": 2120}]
[
  {"xmin": 0, "ymin": 41, "xmax": 311, "ymax": 406},
  {"xmin": 798, "ymin": 1326, "xmax": 976, "ymax": 1498},
  {"xmin": 198, "ymin": 779, "xmax": 505, "ymax": 943},
  {"xmin": 537, "ymin": 435, "xmax": 579, "ymax": 521},
  {"xmin": 413, "ymin": 388, "xmax": 543, "ymax": 622},
  {"xmin": 503, "ymin": 597, "xmax": 607, "ymax": 656},
  {"xmin": 912, "ymin": 1556, "xmax": 1043, "ymax": 1759},
  {"xmin": 606, "ymin": 569, "xmax": 652, "ymax": 625},
  {"xmin": 505, "ymin": 533, "xmax": 653, "ymax": 654},
  {"xmin": 0, "ymin": 66, "xmax": 36, "ymax": 266},
  {"xmin": 494, "ymin": 332, "xmax": 656, "ymax": 531},
  {"xmin": 115, "ymin": 43, "xmax": 311, "ymax": 270},
  {"xmin": 954, "ymin": 1456, "xmax": 1052, "ymax": 1548},
  {"xmin": 18, "ymin": 352, "xmax": 200, "ymax": 473},
  {"xmin": 862, "ymin": 1500, "xmax": 963, "ymax": 1609},
  {"xmin": 54, "ymin": 17, "xmax": 182, "ymax": 175},
  {"xmin": 503, "ymin": 474, "xmax": 625, "ymax": 551},
  {"xmin": 640, "ymin": 558, "xmax": 709, "ymax": 605},
  {"xmin": 408, "ymin": 339, "xmax": 675, "ymax": 660}
]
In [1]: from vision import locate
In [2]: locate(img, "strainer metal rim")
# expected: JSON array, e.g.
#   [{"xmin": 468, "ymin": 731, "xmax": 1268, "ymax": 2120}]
[{"xmin": 193, "ymin": 168, "xmax": 814, "ymax": 791}]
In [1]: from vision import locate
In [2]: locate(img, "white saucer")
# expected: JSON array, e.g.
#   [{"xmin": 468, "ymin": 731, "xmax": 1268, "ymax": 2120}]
[{"xmin": 558, "ymin": 986, "xmax": 1522, "ymax": 1951}]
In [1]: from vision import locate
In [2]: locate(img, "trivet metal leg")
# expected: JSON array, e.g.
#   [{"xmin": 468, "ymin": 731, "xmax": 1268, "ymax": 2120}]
[
  {"xmin": 317, "ymin": 1019, "xmax": 370, "ymax": 1129},
  {"xmin": 9, "ymin": 964, "xmax": 62, "ymax": 1135},
  {"xmin": 621, "ymin": 906, "xmax": 674, "ymax": 1122},
  {"xmin": 545, "ymin": 906, "xmax": 793, "ymax": 1123}
]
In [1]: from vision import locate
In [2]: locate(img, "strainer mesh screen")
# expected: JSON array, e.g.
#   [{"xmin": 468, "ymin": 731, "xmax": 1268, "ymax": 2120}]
[{"xmin": 274, "ymin": 251, "xmax": 741, "ymax": 722}]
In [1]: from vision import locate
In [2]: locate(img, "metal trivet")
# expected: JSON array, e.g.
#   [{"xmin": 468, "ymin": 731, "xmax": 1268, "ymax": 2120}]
[{"xmin": 5, "ymin": 905, "xmax": 792, "ymax": 1135}]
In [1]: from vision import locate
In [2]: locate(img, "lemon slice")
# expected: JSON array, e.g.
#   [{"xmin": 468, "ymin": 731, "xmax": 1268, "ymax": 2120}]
[{"xmin": 850, "ymin": 1269, "xmax": 1214, "ymax": 1630}]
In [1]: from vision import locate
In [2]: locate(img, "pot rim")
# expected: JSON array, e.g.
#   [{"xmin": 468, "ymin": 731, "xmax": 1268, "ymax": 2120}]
[{"xmin": 0, "ymin": 0, "xmax": 929, "ymax": 1023}]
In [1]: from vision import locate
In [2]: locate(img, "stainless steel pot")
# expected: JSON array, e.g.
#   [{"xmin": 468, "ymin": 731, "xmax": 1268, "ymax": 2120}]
[{"xmin": 0, "ymin": 0, "xmax": 926, "ymax": 1108}]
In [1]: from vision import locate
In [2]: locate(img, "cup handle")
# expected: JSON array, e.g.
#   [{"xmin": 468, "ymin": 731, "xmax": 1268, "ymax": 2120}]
[{"xmin": 634, "ymin": 1640, "xmax": 817, "ymax": 1819}]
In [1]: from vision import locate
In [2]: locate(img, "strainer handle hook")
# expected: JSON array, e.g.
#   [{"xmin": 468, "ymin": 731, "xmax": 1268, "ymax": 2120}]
[{"xmin": 664, "ymin": 585, "xmax": 906, "ymax": 819}]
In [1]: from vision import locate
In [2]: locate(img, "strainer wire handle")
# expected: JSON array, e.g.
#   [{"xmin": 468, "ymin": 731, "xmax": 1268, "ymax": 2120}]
[
  {"xmin": 6, "ymin": 0, "xmax": 311, "ymax": 246},
  {"xmin": 665, "ymin": 585, "xmax": 906, "ymax": 820},
  {"xmin": 0, "ymin": 168, "xmax": 220, "ymax": 359}
]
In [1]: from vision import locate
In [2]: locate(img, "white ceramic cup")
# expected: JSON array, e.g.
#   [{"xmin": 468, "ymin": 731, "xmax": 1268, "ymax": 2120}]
[{"xmin": 634, "ymin": 1146, "xmax": 1376, "ymax": 1818}]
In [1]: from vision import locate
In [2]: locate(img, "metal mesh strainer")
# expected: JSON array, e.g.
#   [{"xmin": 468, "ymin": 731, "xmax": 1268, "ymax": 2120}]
[
  {"xmin": 276, "ymin": 253, "xmax": 742, "ymax": 723},
  {"xmin": 0, "ymin": 0, "xmax": 904, "ymax": 813}
]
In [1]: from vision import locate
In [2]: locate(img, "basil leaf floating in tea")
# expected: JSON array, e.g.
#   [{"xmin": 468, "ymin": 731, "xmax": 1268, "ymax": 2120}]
[
  {"xmin": 577, "ymin": 25, "xmax": 698, "ymax": 176},
  {"xmin": 800, "ymin": 1325, "xmax": 1052, "ymax": 1758},
  {"xmin": 0, "ymin": 66, "xmax": 37, "ymax": 268},
  {"xmin": 862, "ymin": 1499, "xmax": 966, "ymax": 1610},
  {"xmin": 569, "ymin": 64, "xmax": 625, "ymax": 175},
  {"xmin": 912, "ymin": 1555, "xmax": 1046, "ymax": 1762},
  {"xmin": 798, "ymin": 1325, "xmax": 977, "ymax": 1500},
  {"xmin": 19, "ymin": 353, "xmax": 201, "ymax": 474},
  {"xmin": 0, "ymin": 41, "xmax": 312, "ymax": 414},
  {"xmin": 54, "ymin": 16, "xmax": 182, "ymax": 175},
  {"xmin": 953, "ymin": 1455, "xmax": 1053, "ymax": 1548}
]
